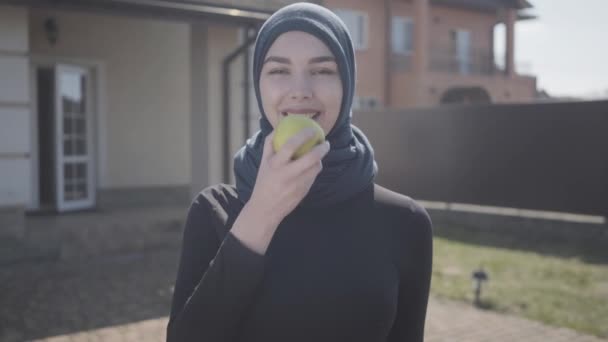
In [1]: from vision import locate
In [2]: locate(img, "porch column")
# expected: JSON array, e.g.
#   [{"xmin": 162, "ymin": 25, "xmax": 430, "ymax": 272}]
[
  {"xmin": 505, "ymin": 8, "xmax": 516, "ymax": 77},
  {"xmin": 189, "ymin": 23, "xmax": 210, "ymax": 198},
  {"xmin": 412, "ymin": 0, "xmax": 429, "ymax": 105},
  {"xmin": 0, "ymin": 5, "xmax": 30, "ymax": 239}
]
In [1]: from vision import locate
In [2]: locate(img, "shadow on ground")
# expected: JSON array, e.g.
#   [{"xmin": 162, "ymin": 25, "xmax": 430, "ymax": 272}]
[{"xmin": 0, "ymin": 248, "xmax": 179, "ymax": 341}]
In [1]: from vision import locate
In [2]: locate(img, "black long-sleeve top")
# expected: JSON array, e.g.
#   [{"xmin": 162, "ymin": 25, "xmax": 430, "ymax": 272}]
[{"xmin": 167, "ymin": 183, "xmax": 433, "ymax": 342}]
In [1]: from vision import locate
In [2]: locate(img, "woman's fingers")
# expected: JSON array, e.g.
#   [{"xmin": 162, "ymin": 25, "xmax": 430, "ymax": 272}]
[
  {"xmin": 250, "ymin": 132, "xmax": 329, "ymax": 221},
  {"xmin": 286, "ymin": 140, "xmax": 330, "ymax": 176},
  {"xmin": 272, "ymin": 128, "xmax": 319, "ymax": 165}
]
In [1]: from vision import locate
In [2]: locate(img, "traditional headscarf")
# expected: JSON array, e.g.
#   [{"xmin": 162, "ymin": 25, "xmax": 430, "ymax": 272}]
[{"xmin": 233, "ymin": 2, "xmax": 377, "ymax": 208}]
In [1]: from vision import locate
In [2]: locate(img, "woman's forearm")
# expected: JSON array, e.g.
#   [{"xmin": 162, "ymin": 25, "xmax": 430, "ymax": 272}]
[{"xmin": 230, "ymin": 201, "xmax": 282, "ymax": 255}]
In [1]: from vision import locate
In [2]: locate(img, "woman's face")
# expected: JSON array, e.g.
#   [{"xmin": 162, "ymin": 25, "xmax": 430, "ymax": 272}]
[{"xmin": 259, "ymin": 31, "xmax": 343, "ymax": 135}]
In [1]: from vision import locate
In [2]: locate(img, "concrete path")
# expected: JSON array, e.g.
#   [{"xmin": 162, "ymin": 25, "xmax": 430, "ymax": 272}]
[{"xmin": 1, "ymin": 248, "xmax": 604, "ymax": 342}]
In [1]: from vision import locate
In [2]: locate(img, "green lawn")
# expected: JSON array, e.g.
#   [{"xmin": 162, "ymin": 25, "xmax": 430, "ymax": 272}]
[{"xmin": 431, "ymin": 233, "xmax": 608, "ymax": 338}]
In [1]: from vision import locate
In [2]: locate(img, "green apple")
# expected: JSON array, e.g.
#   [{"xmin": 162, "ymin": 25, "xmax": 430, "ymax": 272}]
[{"xmin": 273, "ymin": 115, "xmax": 325, "ymax": 159}]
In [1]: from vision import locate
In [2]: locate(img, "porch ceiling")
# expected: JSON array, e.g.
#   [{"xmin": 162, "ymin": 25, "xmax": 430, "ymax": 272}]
[{"xmin": 0, "ymin": 0, "xmax": 271, "ymax": 25}]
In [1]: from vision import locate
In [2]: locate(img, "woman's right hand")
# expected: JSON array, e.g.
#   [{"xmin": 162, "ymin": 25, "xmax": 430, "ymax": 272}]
[
  {"xmin": 248, "ymin": 128, "xmax": 331, "ymax": 226},
  {"xmin": 230, "ymin": 128, "xmax": 329, "ymax": 255}
]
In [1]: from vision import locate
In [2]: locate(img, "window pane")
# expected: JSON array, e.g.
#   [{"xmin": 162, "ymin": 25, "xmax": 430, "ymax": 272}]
[
  {"xmin": 64, "ymin": 118, "xmax": 73, "ymax": 134},
  {"xmin": 76, "ymin": 182, "xmax": 87, "ymax": 199},
  {"xmin": 393, "ymin": 17, "xmax": 404, "ymax": 53},
  {"xmin": 65, "ymin": 183, "xmax": 74, "ymax": 200},
  {"xmin": 392, "ymin": 17, "xmax": 413, "ymax": 54},
  {"xmin": 64, "ymin": 140, "xmax": 73, "ymax": 156},
  {"xmin": 64, "ymin": 164, "xmax": 73, "ymax": 178},
  {"xmin": 76, "ymin": 139, "xmax": 86, "ymax": 155},
  {"xmin": 405, "ymin": 21, "xmax": 413, "ymax": 52},
  {"xmin": 76, "ymin": 163, "xmax": 86, "ymax": 179},
  {"xmin": 76, "ymin": 119, "xmax": 85, "ymax": 134},
  {"xmin": 62, "ymin": 98, "xmax": 71, "ymax": 116},
  {"xmin": 334, "ymin": 10, "xmax": 364, "ymax": 49}
]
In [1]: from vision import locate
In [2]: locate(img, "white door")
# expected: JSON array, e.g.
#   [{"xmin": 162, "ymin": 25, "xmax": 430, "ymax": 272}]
[
  {"xmin": 54, "ymin": 64, "xmax": 95, "ymax": 211},
  {"xmin": 456, "ymin": 30, "xmax": 471, "ymax": 74}
]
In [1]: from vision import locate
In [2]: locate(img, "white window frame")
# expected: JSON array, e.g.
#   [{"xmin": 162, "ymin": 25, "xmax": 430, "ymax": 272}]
[
  {"xmin": 333, "ymin": 9, "xmax": 369, "ymax": 51},
  {"xmin": 392, "ymin": 16, "xmax": 414, "ymax": 55},
  {"xmin": 451, "ymin": 28, "xmax": 472, "ymax": 74},
  {"xmin": 29, "ymin": 55, "xmax": 105, "ymax": 212}
]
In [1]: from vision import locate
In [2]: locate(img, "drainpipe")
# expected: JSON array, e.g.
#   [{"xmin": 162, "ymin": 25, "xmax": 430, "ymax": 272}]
[
  {"xmin": 505, "ymin": 8, "xmax": 516, "ymax": 77},
  {"xmin": 222, "ymin": 28, "xmax": 257, "ymax": 183},
  {"xmin": 243, "ymin": 26, "xmax": 252, "ymax": 142},
  {"xmin": 490, "ymin": 23, "xmax": 495, "ymax": 75},
  {"xmin": 384, "ymin": 0, "xmax": 392, "ymax": 107}
]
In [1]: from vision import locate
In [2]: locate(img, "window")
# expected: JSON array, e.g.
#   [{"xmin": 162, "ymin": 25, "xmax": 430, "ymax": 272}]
[
  {"xmin": 352, "ymin": 95, "xmax": 380, "ymax": 110},
  {"xmin": 451, "ymin": 29, "xmax": 471, "ymax": 74},
  {"xmin": 333, "ymin": 9, "xmax": 368, "ymax": 50},
  {"xmin": 392, "ymin": 16, "xmax": 413, "ymax": 55}
]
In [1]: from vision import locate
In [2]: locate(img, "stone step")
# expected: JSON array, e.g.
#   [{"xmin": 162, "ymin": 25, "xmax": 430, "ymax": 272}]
[{"xmin": 1, "ymin": 206, "xmax": 187, "ymax": 265}]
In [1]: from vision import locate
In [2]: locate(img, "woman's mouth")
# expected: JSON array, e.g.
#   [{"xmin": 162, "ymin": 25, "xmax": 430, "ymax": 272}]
[{"xmin": 281, "ymin": 112, "xmax": 321, "ymax": 120}]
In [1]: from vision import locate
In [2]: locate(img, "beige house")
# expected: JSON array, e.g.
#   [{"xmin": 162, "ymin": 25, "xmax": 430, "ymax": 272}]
[
  {"xmin": 326, "ymin": 0, "xmax": 537, "ymax": 108},
  {"xmin": 0, "ymin": 0, "xmax": 307, "ymax": 239},
  {"xmin": 0, "ymin": 0, "xmax": 537, "ymax": 239}
]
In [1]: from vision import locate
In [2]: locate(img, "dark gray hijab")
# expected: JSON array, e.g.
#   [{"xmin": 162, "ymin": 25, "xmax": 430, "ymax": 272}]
[{"xmin": 233, "ymin": 2, "xmax": 377, "ymax": 208}]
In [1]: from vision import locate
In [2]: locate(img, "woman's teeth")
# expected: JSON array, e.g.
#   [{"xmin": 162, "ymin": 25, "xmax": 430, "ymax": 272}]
[{"xmin": 283, "ymin": 112, "xmax": 320, "ymax": 119}]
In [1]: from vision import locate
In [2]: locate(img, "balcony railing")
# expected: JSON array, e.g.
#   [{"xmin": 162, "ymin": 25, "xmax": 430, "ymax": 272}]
[
  {"xmin": 429, "ymin": 45, "xmax": 497, "ymax": 75},
  {"xmin": 390, "ymin": 46, "xmax": 533, "ymax": 77},
  {"xmin": 391, "ymin": 46, "xmax": 498, "ymax": 75}
]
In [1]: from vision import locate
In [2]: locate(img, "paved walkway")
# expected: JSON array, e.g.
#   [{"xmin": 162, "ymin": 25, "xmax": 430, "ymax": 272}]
[{"xmin": 1, "ymin": 248, "xmax": 605, "ymax": 342}]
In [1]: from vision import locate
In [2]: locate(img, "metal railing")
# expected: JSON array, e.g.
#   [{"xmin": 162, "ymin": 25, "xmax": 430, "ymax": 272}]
[
  {"xmin": 429, "ymin": 45, "xmax": 497, "ymax": 75},
  {"xmin": 390, "ymin": 46, "xmax": 533, "ymax": 77}
]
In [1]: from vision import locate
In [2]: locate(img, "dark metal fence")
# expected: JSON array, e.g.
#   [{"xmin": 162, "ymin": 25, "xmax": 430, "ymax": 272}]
[{"xmin": 354, "ymin": 100, "xmax": 608, "ymax": 216}]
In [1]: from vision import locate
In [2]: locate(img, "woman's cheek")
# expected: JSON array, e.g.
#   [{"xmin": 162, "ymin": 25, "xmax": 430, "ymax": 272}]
[{"xmin": 319, "ymin": 82, "xmax": 342, "ymax": 107}]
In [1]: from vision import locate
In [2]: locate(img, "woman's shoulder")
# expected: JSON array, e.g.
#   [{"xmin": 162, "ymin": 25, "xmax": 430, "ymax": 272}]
[
  {"xmin": 187, "ymin": 184, "xmax": 243, "ymax": 237},
  {"xmin": 194, "ymin": 183, "xmax": 239, "ymax": 208},
  {"xmin": 372, "ymin": 183, "xmax": 433, "ymax": 234},
  {"xmin": 190, "ymin": 183, "xmax": 243, "ymax": 220}
]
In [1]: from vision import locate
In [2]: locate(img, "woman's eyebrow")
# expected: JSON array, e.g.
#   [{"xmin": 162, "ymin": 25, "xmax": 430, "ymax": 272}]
[
  {"xmin": 263, "ymin": 56, "xmax": 336, "ymax": 65},
  {"xmin": 309, "ymin": 56, "xmax": 336, "ymax": 64},
  {"xmin": 263, "ymin": 56, "xmax": 290, "ymax": 64}
]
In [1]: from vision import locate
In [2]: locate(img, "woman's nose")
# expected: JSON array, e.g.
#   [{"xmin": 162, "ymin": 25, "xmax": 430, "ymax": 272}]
[{"xmin": 289, "ymin": 75, "xmax": 313, "ymax": 100}]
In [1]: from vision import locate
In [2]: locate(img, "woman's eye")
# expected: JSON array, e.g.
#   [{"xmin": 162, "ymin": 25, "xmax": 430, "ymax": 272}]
[
  {"xmin": 268, "ymin": 68, "xmax": 289, "ymax": 75},
  {"xmin": 312, "ymin": 68, "xmax": 336, "ymax": 75}
]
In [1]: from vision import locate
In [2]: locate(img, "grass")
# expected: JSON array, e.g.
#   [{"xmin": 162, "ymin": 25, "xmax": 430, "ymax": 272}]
[{"xmin": 431, "ymin": 232, "xmax": 608, "ymax": 339}]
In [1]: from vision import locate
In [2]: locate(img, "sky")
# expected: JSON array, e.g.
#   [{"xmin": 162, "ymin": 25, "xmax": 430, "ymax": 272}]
[{"xmin": 493, "ymin": 0, "xmax": 608, "ymax": 99}]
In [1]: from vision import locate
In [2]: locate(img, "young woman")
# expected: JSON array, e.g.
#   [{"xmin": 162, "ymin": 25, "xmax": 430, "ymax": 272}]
[{"xmin": 167, "ymin": 3, "xmax": 433, "ymax": 341}]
